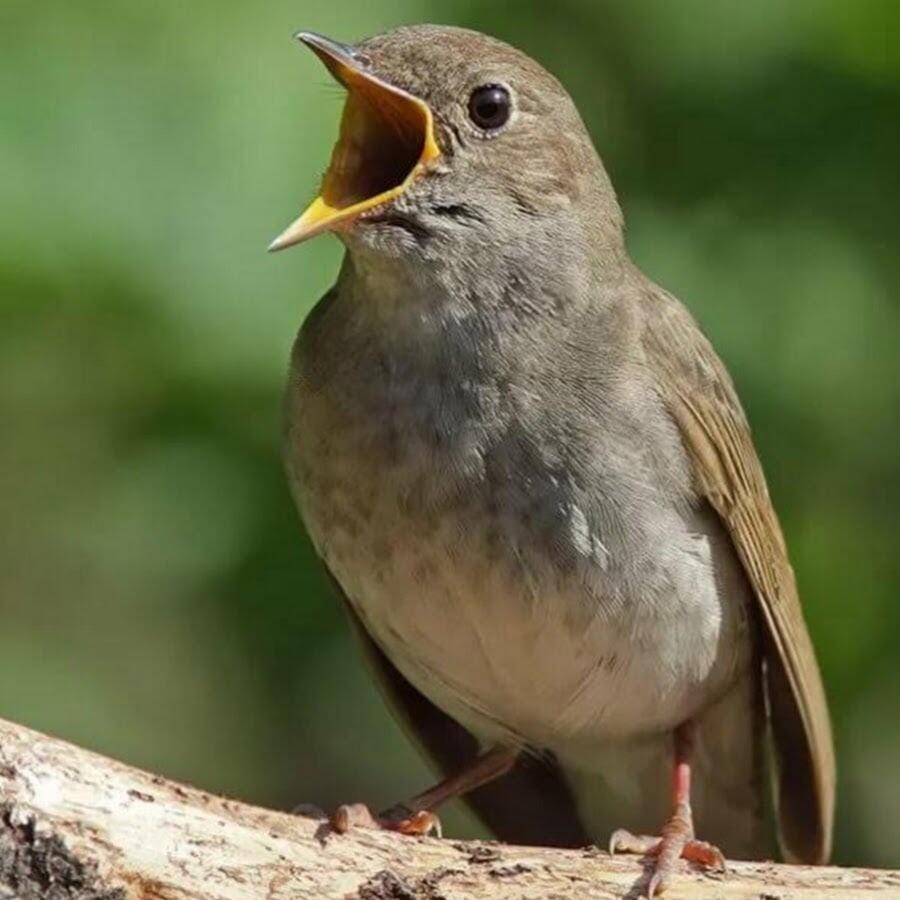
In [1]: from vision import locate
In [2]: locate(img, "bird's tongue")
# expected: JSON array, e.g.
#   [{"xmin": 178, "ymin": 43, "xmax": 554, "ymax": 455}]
[{"xmin": 269, "ymin": 49, "xmax": 440, "ymax": 251}]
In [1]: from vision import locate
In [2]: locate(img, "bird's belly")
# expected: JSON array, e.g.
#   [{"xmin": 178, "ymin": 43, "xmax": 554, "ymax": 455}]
[{"xmin": 298, "ymin": 455, "xmax": 751, "ymax": 754}]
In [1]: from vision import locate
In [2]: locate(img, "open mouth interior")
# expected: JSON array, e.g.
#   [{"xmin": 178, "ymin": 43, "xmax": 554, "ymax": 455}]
[
  {"xmin": 268, "ymin": 41, "xmax": 441, "ymax": 251},
  {"xmin": 322, "ymin": 74, "xmax": 429, "ymax": 212}
]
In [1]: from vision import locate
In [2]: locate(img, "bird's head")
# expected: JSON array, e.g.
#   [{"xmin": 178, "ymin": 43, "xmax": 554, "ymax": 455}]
[{"xmin": 270, "ymin": 25, "xmax": 623, "ymax": 273}]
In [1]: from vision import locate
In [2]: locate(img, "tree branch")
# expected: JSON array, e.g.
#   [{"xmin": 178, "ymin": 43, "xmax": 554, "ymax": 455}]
[{"xmin": 0, "ymin": 717, "xmax": 896, "ymax": 899}]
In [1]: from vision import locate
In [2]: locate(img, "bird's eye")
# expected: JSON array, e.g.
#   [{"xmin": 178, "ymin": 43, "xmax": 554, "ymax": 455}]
[{"xmin": 468, "ymin": 84, "xmax": 511, "ymax": 131}]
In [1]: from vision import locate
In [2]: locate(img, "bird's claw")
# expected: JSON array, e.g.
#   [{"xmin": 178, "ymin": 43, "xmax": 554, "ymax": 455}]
[
  {"xmin": 609, "ymin": 828, "xmax": 659, "ymax": 856},
  {"xmin": 608, "ymin": 827, "xmax": 725, "ymax": 897},
  {"xmin": 330, "ymin": 802, "xmax": 442, "ymax": 837}
]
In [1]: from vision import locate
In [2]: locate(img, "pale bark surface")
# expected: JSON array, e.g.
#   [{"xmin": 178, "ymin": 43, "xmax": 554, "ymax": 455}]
[{"xmin": 0, "ymin": 717, "xmax": 897, "ymax": 899}]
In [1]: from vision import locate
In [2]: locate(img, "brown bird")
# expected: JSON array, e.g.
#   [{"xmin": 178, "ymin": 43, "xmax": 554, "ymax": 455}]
[{"xmin": 271, "ymin": 25, "xmax": 835, "ymax": 895}]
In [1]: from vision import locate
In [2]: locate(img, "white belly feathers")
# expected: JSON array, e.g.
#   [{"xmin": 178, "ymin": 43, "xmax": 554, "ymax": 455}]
[{"xmin": 293, "ymin": 436, "xmax": 750, "ymax": 759}]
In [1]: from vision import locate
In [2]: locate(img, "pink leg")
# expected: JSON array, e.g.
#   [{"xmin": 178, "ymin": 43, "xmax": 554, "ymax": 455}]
[
  {"xmin": 609, "ymin": 723, "xmax": 725, "ymax": 897},
  {"xmin": 331, "ymin": 745, "xmax": 518, "ymax": 838}
]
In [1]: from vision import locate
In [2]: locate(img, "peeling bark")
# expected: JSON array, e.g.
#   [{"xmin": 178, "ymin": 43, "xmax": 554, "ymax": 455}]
[{"xmin": 0, "ymin": 717, "xmax": 897, "ymax": 899}]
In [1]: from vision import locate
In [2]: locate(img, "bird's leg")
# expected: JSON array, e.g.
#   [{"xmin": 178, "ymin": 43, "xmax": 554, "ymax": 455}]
[
  {"xmin": 609, "ymin": 722, "xmax": 725, "ymax": 897},
  {"xmin": 331, "ymin": 745, "xmax": 519, "ymax": 838}
]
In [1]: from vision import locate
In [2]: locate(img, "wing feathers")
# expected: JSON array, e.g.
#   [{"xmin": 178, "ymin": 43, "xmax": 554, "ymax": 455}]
[{"xmin": 642, "ymin": 285, "xmax": 835, "ymax": 862}]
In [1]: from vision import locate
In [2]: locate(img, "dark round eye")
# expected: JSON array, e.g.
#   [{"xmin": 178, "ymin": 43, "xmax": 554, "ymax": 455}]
[{"xmin": 468, "ymin": 84, "xmax": 511, "ymax": 131}]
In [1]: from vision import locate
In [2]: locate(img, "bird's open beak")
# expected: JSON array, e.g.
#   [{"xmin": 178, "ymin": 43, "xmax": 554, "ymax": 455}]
[{"xmin": 268, "ymin": 32, "xmax": 441, "ymax": 252}]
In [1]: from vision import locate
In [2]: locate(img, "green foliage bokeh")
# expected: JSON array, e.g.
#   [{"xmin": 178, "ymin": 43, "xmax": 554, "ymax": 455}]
[{"xmin": 1, "ymin": 0, "xmax": 897, "ymax": 867}]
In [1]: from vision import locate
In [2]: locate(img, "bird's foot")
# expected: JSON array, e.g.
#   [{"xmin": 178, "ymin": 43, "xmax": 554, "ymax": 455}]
[
  {"xmin": 328, "ymin": 747, "xmax": 516, "ymax": 840},
  {"xmin": 609, "ymin": 826, "xmax": 725, "ymax": 897},
  {"xmin": 330, "ymin": 802, "xmax": 442, "ymax": 838}
]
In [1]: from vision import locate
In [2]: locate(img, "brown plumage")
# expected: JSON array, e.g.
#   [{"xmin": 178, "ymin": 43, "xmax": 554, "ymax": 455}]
[
  {"xmin": 273, "ymin": 24, "xmax": 835, "ymax": 892},
  {"xmin": 641, "ymin": 282, "xmax": 835, "ymax": 861}
]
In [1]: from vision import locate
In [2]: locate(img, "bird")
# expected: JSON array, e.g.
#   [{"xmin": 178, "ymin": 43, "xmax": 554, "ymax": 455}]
[{"xmin": 270, "ymin": 25, "xmax": 835, "ymax": 896}]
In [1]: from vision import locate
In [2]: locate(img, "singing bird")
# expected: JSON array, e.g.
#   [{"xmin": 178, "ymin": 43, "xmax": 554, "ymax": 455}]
[{"xmin": 271, "ymin": 25, "xmax": 834, "ymax": 894}]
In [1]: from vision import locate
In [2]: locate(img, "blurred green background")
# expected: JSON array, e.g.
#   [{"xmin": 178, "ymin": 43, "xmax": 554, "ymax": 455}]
[{"xmin": 1, "ymin": 0, "xmax": 897, "ymax": 869}]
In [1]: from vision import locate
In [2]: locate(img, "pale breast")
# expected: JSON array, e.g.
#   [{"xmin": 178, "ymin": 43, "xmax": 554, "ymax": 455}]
[{"xmin": 285, "ymin": 352, "xmax": 753, "ymax": 754}]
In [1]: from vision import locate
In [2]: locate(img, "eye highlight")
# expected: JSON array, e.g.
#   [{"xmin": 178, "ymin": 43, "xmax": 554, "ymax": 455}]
[{"xmin": 468, "ymin": 84, "xmax": 511, "ymax": 131}]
